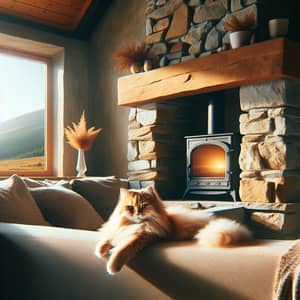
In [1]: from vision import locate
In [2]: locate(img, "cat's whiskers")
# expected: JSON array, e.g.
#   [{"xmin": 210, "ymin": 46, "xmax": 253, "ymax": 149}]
[{"xmin": 125, "ymin": 214, "xmax": 150, "ymax": 223}]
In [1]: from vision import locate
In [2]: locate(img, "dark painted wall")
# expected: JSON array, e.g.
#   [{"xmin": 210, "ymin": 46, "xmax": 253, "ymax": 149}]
[{"xmin": 88, "ymin": 0, "xmax": 146, "ymax": 177}]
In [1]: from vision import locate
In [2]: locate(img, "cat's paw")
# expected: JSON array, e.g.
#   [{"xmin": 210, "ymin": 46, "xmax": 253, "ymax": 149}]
[
  {"xmin": 106, "ymin": 250, "xmax": 127, "ymax": 275},
  {"xmin": 106, "ymin": 259, "xmax": 122, "ymax": 275},
  {"xmin": 95, "ymin": 240, "xmax": 112, "ymax": 259}
]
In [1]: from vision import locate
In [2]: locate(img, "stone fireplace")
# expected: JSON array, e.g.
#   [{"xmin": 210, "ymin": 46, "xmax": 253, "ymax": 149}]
[
  {"xmin": 126, "ymin": 78, "xmax": 300, "ymax": 204},
  {"xmin": 119, "ymin": 0, "xmax": 300, "ymax": 203},
  {"xmin": 120, "ymin": 1, "xmax": 300, "ymax": 211},
  {"xmin": 117, "ymin": 1, "xmax": 300, "ymax": 237}
]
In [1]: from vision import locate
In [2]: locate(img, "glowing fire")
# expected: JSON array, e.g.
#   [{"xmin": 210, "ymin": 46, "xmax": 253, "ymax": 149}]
[
  {"xmin": 214, "ymin": 160, "xmax": 226, "ymax": 171},
  {"xmin": 191, "ymin": 144, "xmax": 226, "ymax": 177}
]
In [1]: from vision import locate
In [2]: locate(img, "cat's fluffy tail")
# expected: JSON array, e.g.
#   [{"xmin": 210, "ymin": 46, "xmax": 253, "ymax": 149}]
[
  {"xmin": 166, "ymin": 206, "xmax": 213, "ymax": 240},
  {"xmin": 196, "ymin": 218, "xmax": 253, "ymax": 247}
]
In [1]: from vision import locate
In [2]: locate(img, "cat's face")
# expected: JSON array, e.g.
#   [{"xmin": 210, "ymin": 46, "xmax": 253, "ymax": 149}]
[{"xmin": 117, "ymin": 186, "xmax": 163, "ymax": 224}]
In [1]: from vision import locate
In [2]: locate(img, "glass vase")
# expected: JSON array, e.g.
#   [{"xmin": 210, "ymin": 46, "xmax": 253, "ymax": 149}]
[{"xmin": 76, "ymin": 149, "xmax": 87, "ymax": 177}]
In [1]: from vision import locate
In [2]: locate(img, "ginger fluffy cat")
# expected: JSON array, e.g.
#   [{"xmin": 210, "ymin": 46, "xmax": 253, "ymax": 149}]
[{"xmin": 95, "ymin": 186, "xmax": 252, "ymax": 275}]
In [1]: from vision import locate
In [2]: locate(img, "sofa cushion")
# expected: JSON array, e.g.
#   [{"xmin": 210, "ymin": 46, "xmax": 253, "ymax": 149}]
[
  {"xmin": 30, "ymin": 186, "xmax": 104, "ymax": 230},
  {"xmin": 23, "ymin": 177, "xmax": 71, "ymax": 189},
  {"xmin": 0, "ymin": 174, "xmax": 48, "ymax": 225},
  {"xmin": 71, "ymin": 177, "xmax": 128, "ymax": 220}
]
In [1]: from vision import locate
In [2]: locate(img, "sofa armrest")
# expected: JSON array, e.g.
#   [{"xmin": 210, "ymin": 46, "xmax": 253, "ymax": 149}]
[
  {"xmin": 0, "ymin": 222, "xmax": 295, "ymax": 300},
  {"xmin": 129, "ymin": 239, "xmax": 294, "ymax": 300},
  {"xmin": 0, "ymin": 223, "xmax": 168, "ymax": 300}
]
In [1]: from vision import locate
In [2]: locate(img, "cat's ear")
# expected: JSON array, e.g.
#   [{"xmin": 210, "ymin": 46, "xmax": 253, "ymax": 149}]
[
  {"xmin": 144, "ymin": 185, "xmax": 154, "ymax": 194},
  {"xmin": 119, "ymin": 188, "xmax": 129, "ymax": 198}
]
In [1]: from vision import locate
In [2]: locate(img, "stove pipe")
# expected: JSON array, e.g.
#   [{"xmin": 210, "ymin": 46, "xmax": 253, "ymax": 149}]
[{"xmin": 207, "ymin": 98, "xmax": 214, "ymax": 135}]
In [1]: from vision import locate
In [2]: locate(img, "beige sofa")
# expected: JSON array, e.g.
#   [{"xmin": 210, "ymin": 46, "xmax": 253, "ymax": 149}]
[{"xmin": 0, "ymin": 175, "xmax": 295, "ymax": 300}]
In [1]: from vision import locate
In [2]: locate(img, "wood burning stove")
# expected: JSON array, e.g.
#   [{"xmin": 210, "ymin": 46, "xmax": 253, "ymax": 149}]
[
  {"xmin": 183, "ymin": 98, "xmax": 240, "ymax": 201},
  {"xmin": 183, "ymin": 133, "xmax": 240, "ymax": 200}
]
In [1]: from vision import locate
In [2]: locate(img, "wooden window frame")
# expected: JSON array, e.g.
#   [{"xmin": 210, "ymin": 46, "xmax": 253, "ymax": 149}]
[{"xmin": 0, "ymin": 48, "xmax": 53, "ymax": 177}]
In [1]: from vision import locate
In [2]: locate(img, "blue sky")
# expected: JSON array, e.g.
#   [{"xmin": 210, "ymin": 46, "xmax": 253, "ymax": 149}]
[{"xmin": 0, "ymin": 52, "xmax": 46, "ymax": 123}]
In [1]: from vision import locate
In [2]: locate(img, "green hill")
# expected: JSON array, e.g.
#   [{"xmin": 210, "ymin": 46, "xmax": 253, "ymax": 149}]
[{"xmin": 0, "ymin": 110, "xmax": 45, "ymax": 160}]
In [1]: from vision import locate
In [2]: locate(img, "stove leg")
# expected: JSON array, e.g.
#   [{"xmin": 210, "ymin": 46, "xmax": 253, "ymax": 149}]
[{"xmin": 230, "ymin": 190, "xmax": 238, "ymax": 202}]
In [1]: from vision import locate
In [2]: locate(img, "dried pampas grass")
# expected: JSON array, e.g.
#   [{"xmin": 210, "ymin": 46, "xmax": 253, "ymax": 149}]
[
  {"xmin": 65, "ymin": 111, "xmax": 102, "ymax": 151},
  {"xmin": 224, "ymin": 12, "xmax": 256, "ymax": 32},
  {"xmin": 113, "ymin": 42, "xmax": 149, "ymax": 72}
]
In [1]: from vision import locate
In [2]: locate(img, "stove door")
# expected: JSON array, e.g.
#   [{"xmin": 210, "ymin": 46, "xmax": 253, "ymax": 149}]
[
  {"xmin": 191, "ymin": 144, "xmax": 226, "ymax": 178},
  {"xmin": 186, "ymin": 139, "xmax": 232, "ymax": 191}
]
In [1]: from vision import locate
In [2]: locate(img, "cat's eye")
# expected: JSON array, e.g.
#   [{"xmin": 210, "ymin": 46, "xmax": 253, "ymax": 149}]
[
  {"xmin": 141, "ymin": 204, "xmax": 147, "ymax": 210},
  {"xmin": 127, "ymin": 205, "xmax": 134, "ymax": 213}
]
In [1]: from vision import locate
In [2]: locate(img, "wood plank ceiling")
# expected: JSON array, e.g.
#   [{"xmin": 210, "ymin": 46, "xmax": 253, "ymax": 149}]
[
  {"xmin": 0, "ymin": 0, "xmax": 110, "ymax": 38},
  {"xmin": 0, "ymin": 0, "xmax": 92, "ymax": 31}
]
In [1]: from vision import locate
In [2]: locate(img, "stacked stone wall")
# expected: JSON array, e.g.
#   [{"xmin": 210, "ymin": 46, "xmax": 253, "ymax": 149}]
[
  {"xmin": 239, "ymin": 79, "xmax": 300, "ymax": 203},
  {"xmin": 146, "ymin": 0, "xmax": 262, "ymax": 67},
  {"xmin": 127, "ymin": 102, "xmax": 190, "ymax": 198}
]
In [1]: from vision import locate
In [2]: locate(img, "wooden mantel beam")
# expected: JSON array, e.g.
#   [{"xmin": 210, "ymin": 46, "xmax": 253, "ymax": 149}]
[{"xmin": 118, "ymin": 38, "xmax": 300, "ymax": 107}]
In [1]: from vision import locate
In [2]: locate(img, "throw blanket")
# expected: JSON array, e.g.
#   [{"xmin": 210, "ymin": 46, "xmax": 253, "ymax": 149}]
[{"xmin": 274, "ymin": 240, "xmax": 300, "ymax": 300}]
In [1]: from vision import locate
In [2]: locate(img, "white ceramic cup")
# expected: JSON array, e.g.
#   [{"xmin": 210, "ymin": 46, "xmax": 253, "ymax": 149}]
[
  {"xmin": 229, "ymin": 31, "xmax": 252, "ymax": 49},
  {"xmin": 268, "ymin": 18, "xmax": 289, "ymax": 38}
]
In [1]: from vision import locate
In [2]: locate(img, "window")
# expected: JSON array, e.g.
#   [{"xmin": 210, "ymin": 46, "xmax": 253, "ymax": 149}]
[{"xmin": 0, "ymin": 49, "xmax": 52, "ymax": 176}]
